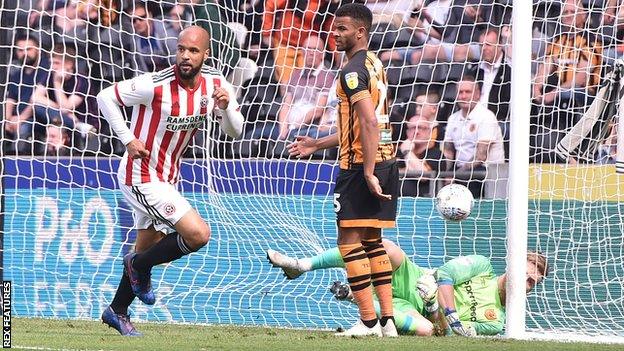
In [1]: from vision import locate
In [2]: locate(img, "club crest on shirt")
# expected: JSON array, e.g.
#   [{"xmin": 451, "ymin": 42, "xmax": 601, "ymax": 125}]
[
  {"xmin": 200, "ymin": 95, "xmax": 209, "ymax": 108},
  {"xmin": 163, "ymin": 203, "xmax": 176, "ymax": 216},
  {"xmin": 345, "ymin": 72, "xmax": 358, "ymax": 90},
  {"xmin": 469, "ymin": 123, "xmax": 477, "ymax": 133},
  {"xmin": 484, "ymin": 309, "xmax": 497, "ymax": 320}
]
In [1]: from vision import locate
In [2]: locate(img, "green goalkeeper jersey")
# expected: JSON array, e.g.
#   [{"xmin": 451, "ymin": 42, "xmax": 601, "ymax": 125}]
[{"xmin": 436, "ymin": 255, "xmax": 506, "ymax": 335}]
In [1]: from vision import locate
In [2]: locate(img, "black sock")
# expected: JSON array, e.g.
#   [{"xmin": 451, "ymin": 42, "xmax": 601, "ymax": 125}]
[
  {"xmin": 109, "ymin": 271, "xmax": 134, "ymax": 315},
  {"xmin": 132, "ymin": 232, "xmax": 195, "ymax": 271},
  {"xmin": 379, "ymin": 316, "xmax": 395, "ymax": 327},
  {"xmin": 362, "ymin": 318, "xmax": 378, "ymax": 328}
]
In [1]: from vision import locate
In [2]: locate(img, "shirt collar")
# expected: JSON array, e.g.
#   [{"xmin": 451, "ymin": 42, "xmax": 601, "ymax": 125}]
[
  {"xmin": 479, "ymin": 54, "xmax": 503, "ymax": 72},
  {"xmin": 460, "ymin": 102, "xmax": 485, "ymax": 120}
]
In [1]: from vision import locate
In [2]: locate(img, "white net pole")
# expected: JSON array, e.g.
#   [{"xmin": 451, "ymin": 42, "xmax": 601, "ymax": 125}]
[{"xmin": 506, "ymin": 0, "xmax": 531, "ymax": 339}]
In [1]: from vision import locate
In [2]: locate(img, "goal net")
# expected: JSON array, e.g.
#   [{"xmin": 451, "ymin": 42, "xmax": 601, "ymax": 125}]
[{"xmin": 1, "ymin": 0, "xmax": 623, "ymax": 342}]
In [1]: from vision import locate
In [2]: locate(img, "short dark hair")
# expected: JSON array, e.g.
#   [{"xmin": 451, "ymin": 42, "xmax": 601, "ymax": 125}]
[
  {"xmin": 482, "ymin": 27, "xmax": 501, "ymax": 43},
  {"xmin": 52, "ymin": 43, "xmax": 76, "ymax": 58},
  {"xmin": 335, "ymin": 3, "xmax": 373, "ymax": 33},
  {"xmin": 132, "ymin": 0, "xmax": 147, "ymax": 11},
  {"xmin": 459, "ymin": 74, "xmax": 483, "ymax": 91},
  {"xmin": 416, "ymin": 91, "xmax": 440, "ymax": 104},
  {"xmin": 15, "ymin": 33, "xmax": 39, "ymax": 45},
  {"xmin": 460, "ymin": 74, "xmax": 477, "ymax": 83}
]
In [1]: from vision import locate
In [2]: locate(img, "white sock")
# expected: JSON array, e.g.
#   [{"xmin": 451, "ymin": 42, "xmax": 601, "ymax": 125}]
[{"xmin": 298, "ymin": 258, "xmax": 312, "ymax": 271}]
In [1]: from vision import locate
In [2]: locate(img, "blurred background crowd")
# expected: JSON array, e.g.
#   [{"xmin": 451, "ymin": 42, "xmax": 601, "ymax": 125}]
[{"xmin": 1, "ymin": 0, "xmax": 622, "ymax": 197}]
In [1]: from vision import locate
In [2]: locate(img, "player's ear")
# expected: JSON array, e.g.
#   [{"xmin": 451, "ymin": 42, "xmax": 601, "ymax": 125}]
[{"xmin": 357, "ymin": 26, "xmax": 366, "ymax": 40}]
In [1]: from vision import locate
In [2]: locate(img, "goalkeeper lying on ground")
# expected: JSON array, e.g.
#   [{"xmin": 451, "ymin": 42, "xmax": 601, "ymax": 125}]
[{"xmin": 267, "ymin": 240, "xmax": 548, "ymax": 336}]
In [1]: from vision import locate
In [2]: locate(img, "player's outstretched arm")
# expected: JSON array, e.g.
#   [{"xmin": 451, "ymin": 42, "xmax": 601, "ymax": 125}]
[
  {"xmin": 437, "ymin": 284, "xmax": 476, "ymax": 337},
  {"xmin": 287, "ymin": 133, "xmax": 339, "ymax": 158},
  {"xmin": 435, "ymin": 255, "xmax": 493, "ymax": 337}
]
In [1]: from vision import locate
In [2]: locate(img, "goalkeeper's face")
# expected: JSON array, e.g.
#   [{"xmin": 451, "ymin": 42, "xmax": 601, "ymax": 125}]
[
  {"xmin": 176, "ymin": 27, "xmax": 210, "ymax": 80},
  {"xmin": 525, "ymin": 261, "xmax": 545, "ymax": 293}
]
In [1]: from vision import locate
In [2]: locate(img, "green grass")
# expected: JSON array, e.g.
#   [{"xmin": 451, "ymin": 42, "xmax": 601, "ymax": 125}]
[{"xmin": 11, "ymin": 318, "xmax": 623, "ymax": 351}]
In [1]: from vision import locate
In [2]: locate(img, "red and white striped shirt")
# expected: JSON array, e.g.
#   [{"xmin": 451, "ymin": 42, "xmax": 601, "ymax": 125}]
[{"xmin": 110, "ymin": 65, "xmax": 241, "ymax": 185}]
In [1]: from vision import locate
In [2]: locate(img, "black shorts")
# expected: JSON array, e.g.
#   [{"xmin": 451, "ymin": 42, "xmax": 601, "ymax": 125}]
[{"xmin": 334, "ymin": 159, "xmax": 398, "ymax": 228}]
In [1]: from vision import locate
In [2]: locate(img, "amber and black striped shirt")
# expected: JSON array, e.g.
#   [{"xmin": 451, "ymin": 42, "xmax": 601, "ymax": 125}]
[
  {"xmin": 335, "ymin": 50, "xmax": 394, "ymax": 170},
  {"xmin": 545, "ymin": 32, "xmax": 602, "ymax": 93}
]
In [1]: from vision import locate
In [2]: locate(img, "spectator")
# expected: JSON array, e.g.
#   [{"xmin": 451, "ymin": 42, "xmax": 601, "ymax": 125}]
[
  {"xmin": 475, "ymin": 27, "xmax": 512, "ymax": 159},
  {"xmin": 262, "ymin": 0, "xmax": 337, "ymax": 84},
  {"xmin": 277, "ymin": 35, "xmax": 336, "ymax": 140},
  {"xmin": 390, "ymin": 0, "xmax": 509, "ymax": 65},
  {"xmin": 317, "ymin": 81, "xmax": 339, "ymax": 136},
  {"xmin": 400, "ymin": 91, "xmax": 441, "ymax": 146},
  {"xmin": 162, "ymin": 3, "xmax": 192, "ymax": 34},
  {"xmin": 193, "ymin": 0, "xmax": 242, "ymax": 77},
  {"xmin": 75, "ymin": 0, "xmax": 99, "ymax": 22},
  {"xmin": 531, "ymin": 0, "xmax": 603, "ymax": 163},
  {"xmin": 398, "ymin": 114, "xmax": 445, "ymax": 197},
  {"xmin": 37, "ymin": 44, "xmax": 94, "ymax": 134},
  {"xmin": 49, "ymin": 0, "xmax": 89, "ymax": 54},
  {"xmin": 44, "ymin": 119, "xmax": 72, "ymax": 156},
  {"xmin": 366, "ymin": 0, "xmax": 423, "ymax": 28},
  {"xmin": 128, "ymin": 2, "xmax": 179, "ymax": 73},
  {"xmin": 3, "ymin": 35, "xmax": 50, "ymax": 155},
  {"xmin": 476, "ymin": 28, "xmax": 511, "ymax": 122},
  {"xmin": 15, "ymin": 0, "xmax": 56, "ymax": 49},
  {"xmin": 377, "ymin": 0, "xmax": 443, "ymax": 63},
  {"xmin": 598, "ymin": 0, "xmax": 623, "ymax": 66},
  {"xmin": 414, "ymin": 91, "xmax": 440, "ymax": 124},
  {"xmin": 443, "ymin": 76, "xmax": 504, "ymax": 198},
  {"xmin": 82, "ymin": 0, "xmax": 135, "ymax": 93}
]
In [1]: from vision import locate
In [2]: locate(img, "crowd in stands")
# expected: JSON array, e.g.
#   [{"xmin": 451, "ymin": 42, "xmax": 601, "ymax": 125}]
[{"xmin": 2, "ymin": 0, "xmax": 623, "ymax": 197}]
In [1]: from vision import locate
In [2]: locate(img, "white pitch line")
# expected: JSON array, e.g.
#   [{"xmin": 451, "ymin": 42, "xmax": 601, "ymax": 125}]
[{"xmin": 14, "ymin": 345, "xmax": 116, "ymax": 351}]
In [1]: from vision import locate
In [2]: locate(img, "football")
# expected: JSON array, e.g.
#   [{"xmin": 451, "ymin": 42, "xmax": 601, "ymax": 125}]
[{"xmin": 435, "ymin": 184, "xmax": 474, "ymax": 221}]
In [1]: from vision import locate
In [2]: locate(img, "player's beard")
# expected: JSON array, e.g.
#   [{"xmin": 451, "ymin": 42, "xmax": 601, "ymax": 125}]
[
  {"xmin": 177, "ymin": 64, "xmax": 201, "ymax": 80},
  {"xmin": 340, "ymin": 38, "xmax": 356, "ymax": 53}
]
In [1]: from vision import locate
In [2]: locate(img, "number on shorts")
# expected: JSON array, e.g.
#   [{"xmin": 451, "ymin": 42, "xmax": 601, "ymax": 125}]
[{"xmin": 333, "ymin": 193, "xmax": 341, "ymax": 213}]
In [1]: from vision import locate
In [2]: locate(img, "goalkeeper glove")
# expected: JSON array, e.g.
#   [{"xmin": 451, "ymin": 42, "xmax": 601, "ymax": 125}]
[
  {"xmin": 444, "ymin": 309, "xmax": 477, "ymax": 337},
  {"xmin": 329, "ymin": 281, "xmax": 353, "ymax": 301},
  {"xmin": 417, "ymin": 274, "xmax": 439, "ymax": 313}
]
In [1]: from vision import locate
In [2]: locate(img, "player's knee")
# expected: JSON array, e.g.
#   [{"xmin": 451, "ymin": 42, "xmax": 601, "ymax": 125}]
[
  {"xmin": 185, "ymin": 224, "xmax": 211, "ymax": 250},
  {"xmin": 415, "ymin": 321, "xmax": 435, "ymax": 336}
]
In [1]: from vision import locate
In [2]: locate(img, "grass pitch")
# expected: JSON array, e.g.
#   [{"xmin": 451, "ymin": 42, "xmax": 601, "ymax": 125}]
[{"xmin": 12, "ymin": 317, "xmax": 623, "ymax": 351}]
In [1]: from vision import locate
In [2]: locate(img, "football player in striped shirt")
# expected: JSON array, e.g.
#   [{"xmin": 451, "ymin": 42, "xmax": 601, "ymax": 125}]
[
  {"xmin": 97, "ymin": 26, "xmax": 243, "ymax": 336},
  {"xmin": 288, "ymin": 3, "xmax": 398, "ymax": 337}
]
